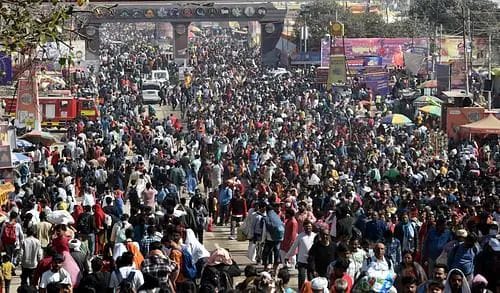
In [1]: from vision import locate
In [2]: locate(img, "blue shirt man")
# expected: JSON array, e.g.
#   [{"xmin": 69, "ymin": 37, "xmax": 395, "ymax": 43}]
[{"xmin": 365, "ymin": 212, "xmax": 387, "ymax": 243}]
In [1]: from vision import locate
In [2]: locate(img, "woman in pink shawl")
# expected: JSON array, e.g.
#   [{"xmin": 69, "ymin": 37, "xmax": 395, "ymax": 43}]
[{"xmin": 51, "ymin": 224, "xmax": 81, "ymax": 286}]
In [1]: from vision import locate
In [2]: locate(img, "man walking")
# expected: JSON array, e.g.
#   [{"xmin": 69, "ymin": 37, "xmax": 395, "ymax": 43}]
[
  {"xmin": 1, "ymin": 211, "xmax": 24, "ymax": 263},
  {"xmin": 141, "ymin": 241, "xmax": 177, "ymax": 292},
  {"xmin": 20, "ymin": 227, "xmax": 42, "ymax": 286},
  {"xmin": 285, "ymin": 220, "xmax": 316, "ymax": 290}
]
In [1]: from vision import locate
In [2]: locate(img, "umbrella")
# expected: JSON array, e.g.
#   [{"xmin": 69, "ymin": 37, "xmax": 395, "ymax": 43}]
[
  {"xmin": 413, "ymin": 95, "xmax": 443, "ymax": 105},
  {"xmin": 419, "ymin": 105, "xmax": 442, "ymax": 117},
  {"xmin": 381, "ymin": 114, "xmax": 413, "ymax": 125},
  {"xmin": 418, "ymin": 80, "xmax": 438, "ymax": 88},
  {"xmin": 11, "ymin": 152, "xmax": 31, "ymax": 164},
  {"xmin": 19, "ymin": 130, "xmax": 58, "ymax": 146},
  {"xmin": 16, "ymin": 139, "xmax": 33, "ymax": 148}
]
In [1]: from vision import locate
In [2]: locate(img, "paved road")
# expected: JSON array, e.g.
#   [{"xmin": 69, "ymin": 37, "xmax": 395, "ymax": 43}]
[
  {"xmin": 11, "ymin": 103, "xmax": 300, "ymax": 291},
  {"xmin": 204, "ymin": 225, "xmax": 300, "ymax": 290}
]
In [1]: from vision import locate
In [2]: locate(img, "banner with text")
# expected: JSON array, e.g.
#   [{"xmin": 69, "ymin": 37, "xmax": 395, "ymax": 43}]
[
  {"xmin": 343, "ymin": 38, "xmax": 428, "ymax": 66},
  {"xmin": 327, "ymin": 55, "xmax": 347, "ymax": 89},
  {"xmin": 364, "ymin": 72, "xmax": 390, "ymax": 96},
  {"xmin": 16, "ymin": 76, "xmax": 40, "ymax": 130}
]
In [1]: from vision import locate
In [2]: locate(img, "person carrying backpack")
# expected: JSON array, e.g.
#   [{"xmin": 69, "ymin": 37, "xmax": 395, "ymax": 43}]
[
  {"xmin": 199, "ymin": 248, "xmax": 241, "ymax": 293},
  {"xmin": 192, "ymin": 198, "xmax": 208, "ymax": 243},
  {"xmin": 1, "ymin": 212, "xmax": 24, "ymax": 263},
  {"xmin": 262, "ymin": 204, "xmax": 284, "ymax": 271},
  {"xmin": 76, "ymin": 206, "xmax": 96, "ymax": 256},
  {"xmin": 108, "ymin": 252, "xmax": 144, "ymax": 293}
]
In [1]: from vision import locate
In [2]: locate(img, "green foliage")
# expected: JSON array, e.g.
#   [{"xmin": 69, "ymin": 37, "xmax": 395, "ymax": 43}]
[
  {"xmin": 408, "ymin": 0, "xmax": 500, "ymax": 36},
  {"xmin": 294, "ymin": 0, "xmax": 498, "ymax": 51},
  {"xmin": 0, "ymin": 0, "xmax": 74, "ymax": 54}
]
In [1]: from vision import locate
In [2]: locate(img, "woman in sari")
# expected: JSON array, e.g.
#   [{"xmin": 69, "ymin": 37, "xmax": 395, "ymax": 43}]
[
  {"xmin": 395, "ymin": 251, "xmax": 427, "ymax": 292},
  {"xmin": 93, "ymin": 204, "xmax": 106, "ymax": 255}
]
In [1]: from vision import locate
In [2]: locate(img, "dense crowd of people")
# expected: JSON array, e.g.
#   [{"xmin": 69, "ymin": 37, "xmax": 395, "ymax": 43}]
[{"xmin": 2, "ymin": 23, "xmax": 499, "ymax": 293}]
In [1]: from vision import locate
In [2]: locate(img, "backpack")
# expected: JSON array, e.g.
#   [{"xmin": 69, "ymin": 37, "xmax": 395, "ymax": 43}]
[
  {"xmin": 265, "ymin": 210, "xmax": 285, "ymax": 241},
  {"xmin": 165, "ymin": 185, "xmax": 178, "ymax": 204},
  {"xmin": 116, "ymin": 270, "xmax": 136, "ymax": 293},
  {"xmin": 77, "ymin": 213, "xmax": 93, "ymax": 235},
  {"xmin": 181, "ymin": 246, "xmax": 197, "ymax": 280},
  {"xmin": 1, "ymin": 222, "xmax": 17, "ymax": 245},
  {"xmin": 194, "ymin": 207, "xmax": 207, "ymax": 229},
  {"xmin": 199, "ymin": 266, "xmax": 233, "ymax": 293}
]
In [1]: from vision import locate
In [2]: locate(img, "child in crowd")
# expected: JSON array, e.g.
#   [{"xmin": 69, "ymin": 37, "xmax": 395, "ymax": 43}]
[{"xmin": 2, "ymin": 255, "xmax": 15, "ymax": 293}]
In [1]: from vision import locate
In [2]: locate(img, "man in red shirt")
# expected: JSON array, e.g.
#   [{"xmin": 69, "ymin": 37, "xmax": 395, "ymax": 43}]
[
  {"xmin": 280, "ymin": 208, "xmax": 298, "ymax": 268},
  {"xmin": 50, "ymin": 146, "xmax": 60, "ymax": 168},
  {"xmin": 228, "ymin": 189, "xmax": 247, "ymax": 240}
]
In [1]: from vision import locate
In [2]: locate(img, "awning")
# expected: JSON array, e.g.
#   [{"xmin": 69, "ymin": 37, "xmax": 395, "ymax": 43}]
[
  {"xmin": 11, "ymin": 152, "xmax": 31, "ymax": 165},
  {"xmin": 460, "ymin": 114, "xmax": 500, "ymax": 134}
]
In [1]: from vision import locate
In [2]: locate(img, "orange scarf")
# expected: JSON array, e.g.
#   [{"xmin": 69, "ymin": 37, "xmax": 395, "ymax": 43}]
[{"xmin": 126, "ymin": 242, "xmax": 144, "ymax": 269}]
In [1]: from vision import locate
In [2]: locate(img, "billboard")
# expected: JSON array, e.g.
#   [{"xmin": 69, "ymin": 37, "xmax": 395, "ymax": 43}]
[
  {"xmin": 364, "ymin": 72, "xmax": 389, "ymax": 96},
  {"xmin": 0, "ymin": 146, "xmax": 12, "ymax": 169},
  {"xmin": 343, "ymin": 38, "xmax": 428, "ymax": 66},
  {"xmin": 16, "ymin": 77, "xmax": 40, "ymax": 130},
  {"xmin": 320, "ymin": 37, "xmax": 330, "ymax": 68},
  {"xmin": 438, "ymin": 36, "xmax": 488, "ymax": 64},
  {"xmin": 36, "ymin": 40, "xmax": 86, "ymax": 62},
  {"xmin": 0, "ymin": 53, "xmax": 13, "ymax": 86},
  {"xmin": 450, "ymin": 59, "xmax": 466, "ymax": 89},
  {"xmin": 327, "ymin": 55, "xmax": 347, "ymax": 89}
]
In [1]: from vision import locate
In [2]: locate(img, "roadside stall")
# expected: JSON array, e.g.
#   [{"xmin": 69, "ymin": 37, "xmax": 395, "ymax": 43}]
[{"xmin": 0, "ymin": 182, "xmax": 14, "ymax": 207}]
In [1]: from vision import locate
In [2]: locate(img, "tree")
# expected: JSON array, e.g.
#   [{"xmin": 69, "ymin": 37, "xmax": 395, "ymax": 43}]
[
  {"xmin": 293, "ymin": 0, "xmax": 351, "ymax": 49},
  {"xmin": 408, "ymin": 0, "xmax": 500, "ymax": 36},
  {"xmin": 0, "ymin": 1, "xmax": 78, "ymax": 54}
]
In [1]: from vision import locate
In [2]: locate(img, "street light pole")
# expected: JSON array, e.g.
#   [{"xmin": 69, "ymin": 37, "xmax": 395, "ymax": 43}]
[{"xmin": 488, "ymin": 32, "xmax": 492, "ymax": 110}]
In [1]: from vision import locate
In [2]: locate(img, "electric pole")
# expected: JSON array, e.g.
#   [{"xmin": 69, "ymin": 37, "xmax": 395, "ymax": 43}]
[{"xmin": 462, "ymin": 0, "xmax": 470, "ymax": 95}]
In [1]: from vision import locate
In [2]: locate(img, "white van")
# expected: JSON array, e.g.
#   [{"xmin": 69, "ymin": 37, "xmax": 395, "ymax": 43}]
[
  {"xmin": 151, "ymin": 70, "xmax": 169, "ymax": 84},
  {"xmin": 141, "ymin": 82, "xmax": 161, "ymax": 104}
]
